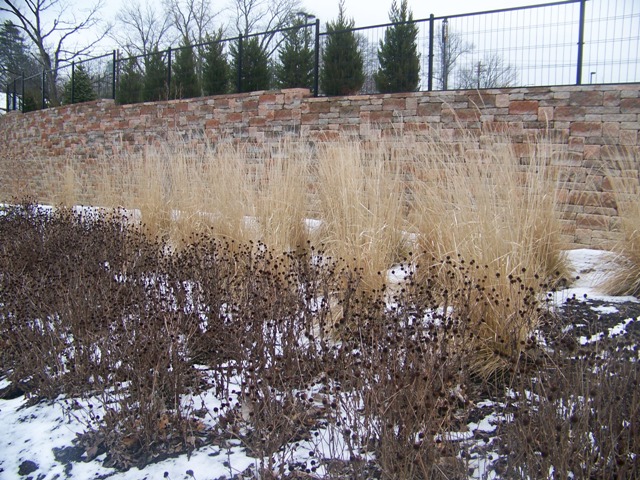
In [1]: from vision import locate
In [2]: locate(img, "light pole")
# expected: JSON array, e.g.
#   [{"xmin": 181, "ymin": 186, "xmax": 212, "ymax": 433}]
[
  {"xmin": 296, "ymin": 11, "xmax": 316, "ymax": 50},
  {"xmin": 296, "ymin": 11, "xmax": 316, "ymax": 24},
  {"xmin": 294, "ymin": 11, "xmax": 318, "ymax": 94},
  {"xmin": 442, "ymin": 18, "xmax": 449, "ymax": 90}
]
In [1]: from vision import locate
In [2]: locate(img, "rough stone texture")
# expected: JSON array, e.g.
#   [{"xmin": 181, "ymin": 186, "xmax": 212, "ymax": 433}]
[{"xmin": 1, "ymin": 84, "xmax": 639, "ymax": 249}]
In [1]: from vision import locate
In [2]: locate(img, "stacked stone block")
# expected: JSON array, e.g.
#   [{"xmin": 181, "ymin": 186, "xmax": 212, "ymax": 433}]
[{"xmin": 1, "ymin": 84, "xmax": 638, "ymax": 248}]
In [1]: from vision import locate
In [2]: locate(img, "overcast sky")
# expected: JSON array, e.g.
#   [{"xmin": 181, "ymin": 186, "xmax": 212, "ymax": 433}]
[{"xmin": 304, "ymin": 0, "xmax": 554, "ymax": 28}]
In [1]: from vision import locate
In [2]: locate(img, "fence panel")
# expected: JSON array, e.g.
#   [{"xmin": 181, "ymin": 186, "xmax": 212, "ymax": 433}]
[
  {"xmin": 444, "ymin": 2, "xmax": 583, "ymax": 90},
  {"xmin": 583, "ymin": 0, "xmax": 640, "ymax": 84},
  {"xmin": 3, "ymin": 0, "xmax": 640, "ymax": 110},
  {"xmin": 75, "ymin": 52, "xmax": 116, "ymax": 101}
]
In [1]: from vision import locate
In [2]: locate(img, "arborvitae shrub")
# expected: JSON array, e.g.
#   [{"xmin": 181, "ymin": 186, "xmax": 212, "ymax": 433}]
[
  {"xmin": 117, "ymin": 57, "xmax": 143, "ymax": 104},
  {"xmin": 275, "ymin": 19, "xmax": 314, "ymax": 89},
  {"xmin": 230, "ymin": 36, "xmax": 270, "ymax": 93},
  {"xmin": 62, "ymin": 64, "xmax": 96, "ymax": 104},
  {"xmin": 172, "ymin": 39, "xmax": 200, "ymax": 99},
  {"xmin": 202, "ymin": 31, "xmax": 230, "ymax": 95},
  {"xmin": 143, "ymin": 48, "xmax": 168, "ymax": 101},
  {"xmin": 375, "ymin": 0, "xmax": 420, "ymax": 93},
  {"xmin": 320, "ymin": 2, "xmax": 364, "ymax": 96}
]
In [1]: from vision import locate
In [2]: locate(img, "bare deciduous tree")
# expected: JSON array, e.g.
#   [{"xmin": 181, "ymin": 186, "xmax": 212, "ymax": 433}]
[
  {"xmin": 163, "ymin": 0, "xmax": 218, "ymax": 45},
  {"xmin": 457, "ymin": 53, "xmax": 517, "ymax": 89},
  {"xmin": 163, "ymin": 0, "xmax": 219, "ymax": 88},
  {"xmin": 229, "ymin": 0, "xmax": 301, "ymax": 54},
  {"xmin": 112, "ymin": 0, "xmax": 175, "ymax": 58},
  {"xmin": 1, "ymin": 0, "xmax": 110, "ymax": 105},
  {"xmin": 434, "ymin": 19, "xmax": 473, "ymax": 90}
]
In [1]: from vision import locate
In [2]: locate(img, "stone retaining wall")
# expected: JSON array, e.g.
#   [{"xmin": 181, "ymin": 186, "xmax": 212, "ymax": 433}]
[{"xmin": 1, "ymin": 84, "xmax": 639, "ymax": 248}]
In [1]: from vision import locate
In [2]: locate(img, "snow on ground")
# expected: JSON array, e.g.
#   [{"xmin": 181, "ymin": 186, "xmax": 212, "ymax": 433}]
[
  {"xmin": 0, "ymin": 248, "xmax": 638, "ymax": 480},
  {"xmin": 558, "ymin": 249, "xmax": 639, "ymax": 304},
  {"xmin": 578, "ymin": 316, "xmax": 636, "ymax": 346},
  {"xmin": 0, "ymin": 381, "xmax": 255, "ymax": 480}
]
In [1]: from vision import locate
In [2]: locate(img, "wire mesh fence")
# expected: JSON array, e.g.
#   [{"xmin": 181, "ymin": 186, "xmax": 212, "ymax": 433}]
[
  {"xmin": 441, "ymin": 2, "xmax": 584, "ymax": 89},
  {"xmin": 4, "ymin": 53, "xmax": 115, "ymax": 112},
  {"xmin": 4, "ymin": 0, "xmax": 639, "ymax": 112},
  {"xmin": 583, "ymin": 0, "xmax": 640, "ymax": 84},
  {"xmin": 109, "ymin": 22, "xmax": 316, "ymax": 105}
]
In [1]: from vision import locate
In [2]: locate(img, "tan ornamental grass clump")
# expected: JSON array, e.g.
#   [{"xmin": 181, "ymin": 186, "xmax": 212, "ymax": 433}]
[
  {"xmin": 37, "ymin": 140, "xmax": 313, "ymax": 252},
  {"xmin": 602, "ymin": 146, "xmax": 640, "ymax": 296},
  {"xmin": 42, "ymin": 158, "xmax": 88, "ymax": 208},
  {"xmin": 78, "ymin": 141, "xmax": 286, "ymax": 250},
  {"xmin": 313, "ymin": 137, "xmax": 409, "ymax": 292},
  {"xmin": 92, "ymin": 140, "xmax": 314, "ymax": 252},
  {"xmin": 408, "ymin": 131, "xmax": 567, "ymax": 380},
  {"xmin": 252, "ymin": 139, "xmax": 312, "ymax": 255}
]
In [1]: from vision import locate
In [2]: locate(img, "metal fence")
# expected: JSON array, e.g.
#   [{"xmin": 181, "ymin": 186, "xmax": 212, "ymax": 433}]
[
  {"xmin": 110, "ymin": 22, "xmax": 319, "ymax": 103},
  {"xmin": 4, "ymin": 0, "xmax": 639, "ymax": 112},
  {"xmin": 4, "ymin": 52, "xmax": 116, "ymax": 112}
]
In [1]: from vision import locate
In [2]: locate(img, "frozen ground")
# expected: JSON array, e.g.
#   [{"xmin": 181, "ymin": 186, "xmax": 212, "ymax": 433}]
[{"xmin": 0, "ymin": 248, "xmax": 638, "ymax": 480}]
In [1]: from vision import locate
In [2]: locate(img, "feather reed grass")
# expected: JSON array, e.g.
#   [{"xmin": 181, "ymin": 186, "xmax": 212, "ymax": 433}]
[
  {"xmin": 408, "ymin": 131, "xmax": 566, "ymax": 380},
  {"xmin": 603, "ymin": 146, "xmax": 640, "ymax": 296},
  {"xmin": 43, "ymin": 159, "xmax": 81, "ymax": 208},
  {"xmin": 253, "ymin": 140, "xmax": 312, "ymax": 254},
  {"xmin": 95, "ymin": 143, "xmax": 258, "ymax": 247},
  {"xmin": 314, "ymin": 138, "xmax": 408, "ymax": 291}
]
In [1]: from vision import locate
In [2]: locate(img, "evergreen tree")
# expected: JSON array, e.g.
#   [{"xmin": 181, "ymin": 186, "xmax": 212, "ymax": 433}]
[
  {"xmin": 375, "ymin": 0, "xmax": 420, "ymax": 93},
  {"xmin": 0, "ymin": 20, "xmax": 42, "ymax": 110},
  {"xmin": 116, "ymin": 57, "xmax": 144, "ymax": 104},
  {"xmin": 0, "ymin": 20, "xmax": 40, "ymax": 86},
  {"xmin": 172, "ymin": 39, "xmax": 200, "ymax": 99},
  {"xmin": 320, "ymin": 1, "xmax": 364, "ymax": 96},
  {"xmin": 22, "ymin": 90, "xmax": 40, "ymax": 112},
  {"xmin": 143, "ymin": 48, "xmax": 169, "ymax": 101},
  {"xmin": 275, "ymin": 18, "xmax": 314, "ymax": 89},
  {"xmin": 230, "ymin": 35, "xmax": 270, "ymax": 93},
  {"xmin": 62, "ymin": 64, "xmax": 96, "ymax": 104},
  {"xmin": 202, "ymin": 31, "xmax": 230, "ymax": 95}
]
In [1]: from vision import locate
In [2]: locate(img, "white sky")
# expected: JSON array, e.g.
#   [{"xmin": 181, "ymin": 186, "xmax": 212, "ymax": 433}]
[{"xmin": 304, "ymin": 0, "xmax": 554, "ymax": 29}]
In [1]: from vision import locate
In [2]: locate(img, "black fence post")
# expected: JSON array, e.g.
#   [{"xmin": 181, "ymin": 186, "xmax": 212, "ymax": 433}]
[
  {"xmin": 167, "ymin": 47, "xmax": 172, "ymax": 99},
  {"xmin": 41, "ymin": 70, "xmax": 46, "ymax": 109},
  {"xmin": 71, "ymin": 61, "xmax": 76, "ymax": 104},
  {"xmin": 441, "ymin": 18, "xmax": 449, "ymax": 91},
  {"xmin": 12, "ymin": 77, "xmax": 17, "ymax": 111},
  {"xmin": 237, "ymin": 34, "xmax": 243, "ymax": 93},
  {"xmin": 20, "ymin": 74, "xmax": 25, "ymax": 113},
  {"xmin": 428, "ymin": 14, "xmax": 435, "ymax": 91},
  {"xmin": 112, "ymin": 50, "xmax": 117, "ymax": 100},
  {"xmin": 314, "ymin": 19, "xmax": 320, "ymax": 97},
  {"xmin": 5, "ymin": 84, "xmax": 8, "ymax": 112},
  {"xmin": 576, "ymin": 0, "xmax": 587, "ymax": 85}
]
